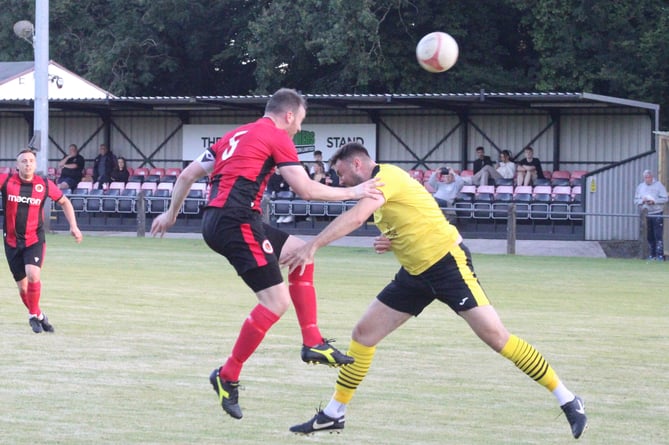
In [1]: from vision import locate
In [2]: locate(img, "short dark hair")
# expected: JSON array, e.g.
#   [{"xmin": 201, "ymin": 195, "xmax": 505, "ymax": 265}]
[
  {"xmin": 330, "ymin": 142, "xmax": 370, "ymax": 165},
  {"xmin": 501, "ymin": 149, "xmax": 512, "ymax": 157},
  {"xmin": 475, "ymin": 146, "xmax": 485, "ymax": 152},
  {"xmin": 265, "ymin": 88, "xmax": 307, "ymax": 115},
  {"xmin": 313, "ymin": 150, "xmax": 322, "ymax": 156}
]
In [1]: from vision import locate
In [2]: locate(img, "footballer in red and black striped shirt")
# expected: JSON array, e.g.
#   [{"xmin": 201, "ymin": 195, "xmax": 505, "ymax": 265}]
[
  {"xmin": 150, "ymin": 88, "xmax": 382, "ymax": 419},
  {"xmin": 1, "ymin": 149, "xmax": 83, "ymax": 333}
]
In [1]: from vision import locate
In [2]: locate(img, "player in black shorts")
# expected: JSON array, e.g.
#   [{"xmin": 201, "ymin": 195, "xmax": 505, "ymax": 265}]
[
  {"xmin": 150, "ymin": 88, "xmax": 382, "ymax": 420},
  {"xmin": 2, "ymin": 149, "xmax": 82, "ymax": 333}
]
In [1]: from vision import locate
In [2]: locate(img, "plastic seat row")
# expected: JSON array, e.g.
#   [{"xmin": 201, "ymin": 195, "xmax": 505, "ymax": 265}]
[
  {"xmin": 456, "ymin": 185, "xmax": 581, "ymax": 203},
  {"xmin": 453, "ymin": 185, "xmax": 583, "ymax": 221},
  {"xmin": 270, "ymin": 197, "xmax": 357, "ymax": 220},
  {"xmin": 61, "ymin": 181, "xmax": 206, "ymax": 215},
  {"xmin": 411, "ymin": 168, "xmax": 588, "ymax": 186}
]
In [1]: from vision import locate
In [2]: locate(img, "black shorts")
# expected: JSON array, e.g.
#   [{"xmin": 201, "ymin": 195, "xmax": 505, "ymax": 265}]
[
  {"xmin": 4, "ymin": 241, "xmax": 46, "ymax": 281},
  {"xmin": 377, "ymin": 243, "xmax": 490, "ymax": 316},
  {"xmin": 201, "ymin": 207, "xmax": 290, "ymax": 292}
]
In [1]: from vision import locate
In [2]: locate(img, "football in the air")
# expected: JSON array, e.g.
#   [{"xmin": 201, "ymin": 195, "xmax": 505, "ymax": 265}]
[{"xmin": 416, "ymin": 32, "xmax": 459, "ymax": 73}]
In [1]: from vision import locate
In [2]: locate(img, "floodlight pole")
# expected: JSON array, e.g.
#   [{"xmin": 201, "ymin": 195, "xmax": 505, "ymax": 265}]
[{"xmin": 33, "ymin": 0, "xmax": 50, "ymax": 176}]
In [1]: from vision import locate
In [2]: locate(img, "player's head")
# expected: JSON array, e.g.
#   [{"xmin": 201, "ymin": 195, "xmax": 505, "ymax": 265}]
[
  {"xmin": 500, "ymin": 149, "xmax": 512, "ymax": 161},
  {"xmin": 524, "ymin": 146, "xmax": 534, "ymax": 158},
  {"xmin": 330, "ymin": 142, "xmax": 373, "ymax": 187},
  {"xmin": 265, "ymin": 88, "xmax": 307, "ymax": 137},
  {"xmin": 475, "ymin": 146, "xmax": 485, "ymax": 158},
  {"xmin": 68, "ymin": 144, "xmax": 78, "ymax": 155},
  {"xmin": 16, "ymin": 148, "xmax": 37, "ymax": 179}
]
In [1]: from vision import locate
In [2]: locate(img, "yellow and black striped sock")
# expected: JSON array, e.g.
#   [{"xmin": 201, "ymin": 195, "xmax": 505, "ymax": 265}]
[
  {"xmin": 500, "ymin": 334, "xmax": 559, "ymax": 391},
  {"xmin": 333, "ymin": 339, "xmax": 376, "ymax": 404}
]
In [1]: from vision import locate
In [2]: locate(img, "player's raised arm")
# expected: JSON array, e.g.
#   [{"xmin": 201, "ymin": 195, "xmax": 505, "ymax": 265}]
[
  {"xmin": 150, "ymin": 158, "xmax": 209, "ymax": 237},
  {"xmin": 279, "ymin": 164, "xmax": 382, "ymax": 202}
]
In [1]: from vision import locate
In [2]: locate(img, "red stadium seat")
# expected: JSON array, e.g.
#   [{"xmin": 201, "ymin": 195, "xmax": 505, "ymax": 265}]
[
  {"xmin": 408, "ymin": 169, "xmax": 424, "ymax": 182},
  {"xmin": 570, "ymin": 170, "xmax": 588, "ymax": 185}
]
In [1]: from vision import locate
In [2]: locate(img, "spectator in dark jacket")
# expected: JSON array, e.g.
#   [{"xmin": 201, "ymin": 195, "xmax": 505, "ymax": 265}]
[
  {"xmin": 92, "ymin": 143, "xmax": 116, "ymax": 188},
  {"xmin": 473, "ymin": 146, "xmax": 493, "ymax": 174}
]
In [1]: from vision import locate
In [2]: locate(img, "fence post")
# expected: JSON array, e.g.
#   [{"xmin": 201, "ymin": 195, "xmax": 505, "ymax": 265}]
[
  {"xmin": 136, "ymin": 191, "xmax": 146, "ymax": 237},
  {"xmin": 261, "ymin": 194, "xmax": 271, "ymax": 224},
  {"xmin": 506, "ymin": 203, "xmax": 516, "ymax": 255},
  {"xmin": 639, "ymin": 208, "xmax": 648, "ymax": 259}
]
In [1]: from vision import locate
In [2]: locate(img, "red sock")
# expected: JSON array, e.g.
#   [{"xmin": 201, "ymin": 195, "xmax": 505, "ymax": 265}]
[
  {"xmin": 26, "ymin": 281, "xmax": 42, "ymax": 317},
  {"xmin": 288, "ymin": 264, "xmax": 322, "ymax": 347},
  {"xmin": 220, "ymin": 304, "xmax": 279, "ymax": 382}
]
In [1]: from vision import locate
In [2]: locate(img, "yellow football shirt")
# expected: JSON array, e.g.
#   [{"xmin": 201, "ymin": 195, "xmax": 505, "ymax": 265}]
[{"xmin": 373, "ymin": 164, "xmax": 460, "ymax": 275}]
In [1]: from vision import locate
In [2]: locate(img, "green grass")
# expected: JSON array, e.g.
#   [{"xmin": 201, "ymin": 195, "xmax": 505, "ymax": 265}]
[{"xmin": 1, "ymin": 234, "xmax": 667, "ymax": 444}]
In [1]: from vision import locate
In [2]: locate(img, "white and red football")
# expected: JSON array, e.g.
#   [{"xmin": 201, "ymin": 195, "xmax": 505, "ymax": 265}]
[{"xmin": 416, "ymin": 32, "xmax": 459, "ymax": 73}]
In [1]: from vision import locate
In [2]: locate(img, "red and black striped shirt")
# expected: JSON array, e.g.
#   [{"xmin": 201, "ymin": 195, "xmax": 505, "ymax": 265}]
[{"xmin": 1, "ymin": 173, "xmax": 63, "ymax": 248}]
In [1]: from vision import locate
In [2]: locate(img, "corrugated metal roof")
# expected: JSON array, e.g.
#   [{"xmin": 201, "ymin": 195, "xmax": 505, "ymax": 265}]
[
  {"xmin": 0, "ymin": 61, "xmax": 34, "ymax": 83},
  {"xmin": 0, "ymin": 90, "xmax": 659, "ymax": 115}
]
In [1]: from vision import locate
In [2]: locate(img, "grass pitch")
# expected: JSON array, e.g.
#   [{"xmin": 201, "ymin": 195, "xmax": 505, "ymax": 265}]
[{"xmin": 0, "ymin": 234, "xmax": 667, "ymax": 444}]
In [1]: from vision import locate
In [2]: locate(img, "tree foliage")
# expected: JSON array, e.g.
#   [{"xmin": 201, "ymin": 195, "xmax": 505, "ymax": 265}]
[{"xmin": 1, "ymin": 0, "xmax": 668, "ymax": 124}]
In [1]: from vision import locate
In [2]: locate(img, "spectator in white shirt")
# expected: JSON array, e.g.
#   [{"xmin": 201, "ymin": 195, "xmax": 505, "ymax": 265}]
[{"xmin": 467, "ymin": 150, "xmax": 516, "ymax": 185}]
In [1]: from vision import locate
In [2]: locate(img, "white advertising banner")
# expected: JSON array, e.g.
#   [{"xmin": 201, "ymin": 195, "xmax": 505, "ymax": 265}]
[{"xmin": 182, "ymin": 123, "xmax": 376, "ymax": 162}]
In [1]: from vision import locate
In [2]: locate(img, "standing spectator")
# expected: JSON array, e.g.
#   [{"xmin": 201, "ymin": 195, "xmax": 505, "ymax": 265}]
[
  {"xmin": 110, "ymin": 156, "xmax": 130, "ymax": 183},
  {"xmin": 56, "ymin": 144, "xmax": 85, "ymax": 191},
  {"xmin": 634, "ymin": 169, "xmax": 668, "ymax": 261},
  {"xmin": 92, "ymin": 143, "xmax": 116, "ymax": 188},
  {"xmin": 468, "ymin": 150, "xmax": 516, "ymax": 186},
  {"xmin": 150, "ymin": 88, "xmax": 382, "ymax": 420},
  {"xmin": 516, "ymin": 146, "xmax": 545, "ymax": 186},
  {"xmin": 1, "ymin": 149, "xmax": 83, "ymax": 333},
  {"xmin": 472, "ymin": 146, "xmax": 493, "ymax": 175},
  {"xmin": 427, "ymin": 167, "xmax": 464, "ymax": 208}
]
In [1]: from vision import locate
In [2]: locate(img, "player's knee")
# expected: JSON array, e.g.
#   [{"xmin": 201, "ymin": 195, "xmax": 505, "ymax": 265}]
[{"xmin": 288, "ymin": 263, "xmax": 314, "ymax": 285}]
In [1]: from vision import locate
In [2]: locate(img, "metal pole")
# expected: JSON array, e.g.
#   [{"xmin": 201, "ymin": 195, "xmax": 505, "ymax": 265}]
[
  {"xmin": 33, "ymin": 0, "xmax": 49, "ymax": 175},
  {"xmin": 639, "ymin": 208, "xmax": 648, "ymax": 259},
  {"xmin": 34, "ymin": 0, "xmax": 51, "ymax": 229}
]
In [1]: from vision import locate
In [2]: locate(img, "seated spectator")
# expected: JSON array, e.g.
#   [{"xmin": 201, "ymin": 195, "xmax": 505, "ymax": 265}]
[
  {"xmin": 467, "ymin": 149, "xmax": 516, "ymax": 185},
  {"xmin": 516, "ymin": 146, "xmax": 545, "ymax": 186},
  {"xmin": 473, "ymin": 146, "xmax": 493, "ymax": 174},
  {"xmin": 309, "ymin": 150, "xmax": 329, "ymax": 176},
  {"xmin": 311, "ymin": 161, "xmax": 328, "ymax": 184},
  {"xmin": 266, "ymin": 169, "xmax": 291, "ymax": 198},
  {"xmin": 325, "ymin": 166, "xmax": 340, "ymax": 187},
  {"xmin": 427, "ymin": 167, "xmax": 465, "ymax": 208},
  {"xmin": 56, "ymin": 143, "xmax": 85, "ymax": 191},
  {"xmin": 110, "ymin": 156, "xmax": 130, "ymax": 183}
]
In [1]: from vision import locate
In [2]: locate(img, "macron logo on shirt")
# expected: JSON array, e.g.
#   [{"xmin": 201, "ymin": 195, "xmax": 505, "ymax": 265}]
[{"xmin": 7, "ymin": 194, "xmax": 42, "ymax": 205}]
